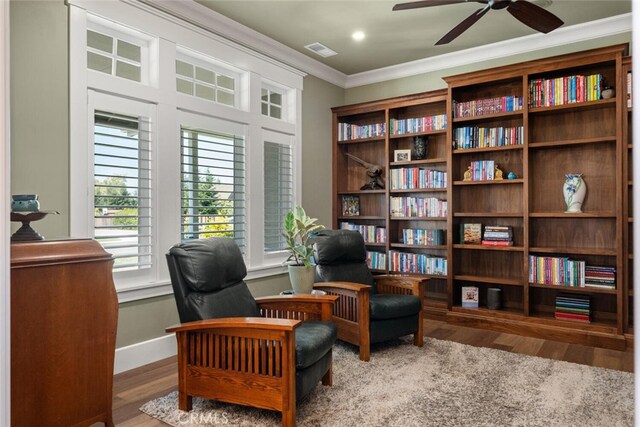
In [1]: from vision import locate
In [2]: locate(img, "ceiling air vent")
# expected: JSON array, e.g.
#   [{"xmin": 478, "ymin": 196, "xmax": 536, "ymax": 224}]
[{"xmin": 304, "ymin": 42, "xmax": 337, "ymax": 58}]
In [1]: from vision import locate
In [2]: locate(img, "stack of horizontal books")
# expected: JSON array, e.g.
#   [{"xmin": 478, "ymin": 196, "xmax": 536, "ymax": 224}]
[
  {"xmin": 555, "ymin": 294, "xmax": 590, "ymax": 323},
  {"xmin": 482, "ymin": 226, "xmax": 513, "ymax": 246},
  {"xmin": 584, "ymin": 266, "xmax": 616, "ymax": 290}
]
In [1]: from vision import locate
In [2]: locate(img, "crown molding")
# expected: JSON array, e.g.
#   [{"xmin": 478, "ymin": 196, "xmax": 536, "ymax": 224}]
[
  {"xmin": 109, "ymin": 3, "xmax": 630, "ymax": 90},
  {"xmin": 345, "ymin": 13, "xmax": 632, "ymax": 89},
  {"xmin": 135, "ymin": 0, "xmax": 348, "ymax": 87}
]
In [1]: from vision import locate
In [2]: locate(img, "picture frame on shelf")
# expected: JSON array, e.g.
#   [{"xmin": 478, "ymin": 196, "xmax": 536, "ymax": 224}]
[
  {"xmin": 394, "ymin": 149, "xmax": 411, "ymax": 162},
  {"xmin": 341, "ymin": 195, "xmax": 360, "ymax": 217},
  {"xmin": 462, "ymin": 286, "xmax": 479, "ymax": 308},
  {"xmin": 462, "ymin": 223, "xmax": 482, "ymax": 244}
]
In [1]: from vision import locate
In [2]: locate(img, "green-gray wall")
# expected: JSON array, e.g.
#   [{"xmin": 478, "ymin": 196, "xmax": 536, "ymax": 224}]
[{"xmin": 9, "ymin": 0, "xmax": 630, "ymax": 349}]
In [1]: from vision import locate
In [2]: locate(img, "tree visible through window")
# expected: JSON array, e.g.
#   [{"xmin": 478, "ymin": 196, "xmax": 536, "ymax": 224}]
[{"xmin": 180, "ymin": 128, "xmax": 246, "ymax": 251}]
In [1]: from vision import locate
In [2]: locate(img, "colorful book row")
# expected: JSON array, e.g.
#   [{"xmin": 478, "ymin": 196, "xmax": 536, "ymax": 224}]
[
  {"xmin": 339, "ymin": 222, "xmax": 387, "ymax": 244},
  {"xmin": 453, "ymin": 96, "xmax": 523, "ymax": 118},
  {"xmin": 338, "ymin": 122, "xmax": 386, "ymax": 141},
  {"xmin": 389, "ymin": 250, "xmax": 447, "ymax": 275},
  {"xmin": 528, "ymin": 74, "xmax": 603, "ymax": 108},
  {"xmin": 465, "ymin": 160, "xmax": 496, "ymax": 181},
  {"xmin": 390, "ymin": 167, "xmax": 447, "ymax": 190},
  {"xmin": 453, "ymin": 126, "xmax": 524, "ymax": 150},
  {"xmin": 528, "ymin": 255, "xmax": 586, "ymax": 287},
  {"xmin": 401, "ymin": 228, "xmax": 445, "ymax": 246},
  {"xmin": 555, "ymin": 295, "xmax": 590, "ymax": 322},
  {"xmin": 366, "ymin": 251, "xmax": 386, "ymax": 270},
  {"xmin": 389, "ymin": 114, "xmax": 447, "ymax": 135},
  {"xmin": 390, "ymin": 196, "xmax": 447, "ymax": 218}
]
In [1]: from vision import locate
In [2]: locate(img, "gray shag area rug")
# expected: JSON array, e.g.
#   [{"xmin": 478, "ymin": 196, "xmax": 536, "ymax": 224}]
[{"xmin": 140, "ymin": 337, "xmax": 633, "ymax": 426}]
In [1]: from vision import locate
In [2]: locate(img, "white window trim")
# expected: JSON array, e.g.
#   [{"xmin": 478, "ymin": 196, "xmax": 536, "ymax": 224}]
[{"xmin": 69, "ymin": 0, "xmax": 303, "ymax": 301}]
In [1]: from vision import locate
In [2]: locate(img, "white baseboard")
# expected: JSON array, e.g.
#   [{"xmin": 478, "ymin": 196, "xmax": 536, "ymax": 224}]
[{"xmin": 114, "ymin": 333, "xmax": 177, "ymax": 374}]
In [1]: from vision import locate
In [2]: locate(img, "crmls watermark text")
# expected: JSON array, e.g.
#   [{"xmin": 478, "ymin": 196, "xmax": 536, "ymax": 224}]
[{"xmin": 177, "ymin": 411, "xmax": 229, "ymax": 425}]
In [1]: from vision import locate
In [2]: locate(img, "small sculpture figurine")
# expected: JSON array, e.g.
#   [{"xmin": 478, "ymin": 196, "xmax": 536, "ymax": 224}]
[
  {"xmin": 345, "ymin": 153, "xmax": 385, "ymax": 190},
  {"xmin": 494, "ymin": 165, "xmax": 504, "ymax": 180},
  {"xmin": 507, "ymin": 171, "xmax": 518, "ymax": 179},
  {"xmin": 463, "ymin": 166, "xmax": 472, "ymax": 181},
  {"xmin": 412, "ymin": 136, "xmax": 428, "ymax": 160}
]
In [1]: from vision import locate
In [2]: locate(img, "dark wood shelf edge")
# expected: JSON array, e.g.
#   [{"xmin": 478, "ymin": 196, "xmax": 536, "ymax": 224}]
[{"xmin": 446, "ymin": 310, "xmax": 625, "ymax": 350}]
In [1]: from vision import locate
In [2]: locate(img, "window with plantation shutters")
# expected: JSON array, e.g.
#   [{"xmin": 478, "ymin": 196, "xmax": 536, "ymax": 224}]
[
  {"xmin": 181, "ymin": 127, "xmax": 246, "ymax": 251},
  {"xmin": 93, "ymin": 111, "xmax": 152, "ymax": 271},
  {"xmin": 264, "ymin": 141, "xmax": 293, "ymax": 252}
]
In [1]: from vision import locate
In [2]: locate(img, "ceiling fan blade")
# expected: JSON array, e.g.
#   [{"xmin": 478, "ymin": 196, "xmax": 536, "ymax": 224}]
[
  {"xmin": 507, "ymin": 0, "xmax": 564, "ymax": 33},
  {"xmin": 393, "ymin": 0, "xmax": 481, "ymax": 11},
  {"xmin": 435, "ymin": 5, "xmax": 490, "ymax": 45}
]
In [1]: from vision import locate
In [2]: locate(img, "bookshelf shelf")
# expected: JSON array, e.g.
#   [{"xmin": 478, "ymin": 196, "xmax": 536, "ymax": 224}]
[
  {"xmin": 390, "ymin": 157, "xmax": 447, "ymax": 166},
  {"xmin": 391, "ymin": 244, "xmax": 447, "ymax": 250},
  {"xmin": 529, "ymin": 247, "xmax": 617, "ymax": 256},
  {"xmin": 453, "ymin": 275, "xmax": 522, "ymax": 286},
  {"xmin": 444, "ymin": 45, "xmax": 626, "ymax": 349},
  {"xmin": 453, "ymin": 179, "xmax": 523, "ymax": 186},
  {"xmin": 390, "ymin": 188, "xmax": 447, "ymax": 194},
  {"xmin": 452, "ymin": 110, "xmax": 523, "ymax": 123},
  {"xmin": 389, "ymin": 129, "xmax": 447, "ymax": 139},
  {"xmin": 528, "ymin": 98, "xmax": 616, "ymax": 114},
  {"xmin": 452, "ymin": 145, "xmax": 524, "ymax": 155},
  {"xmin": 528, "ymin": 283, "xmax": 617, "ymax": 295},
  {"xmin": 528, "ymin": 136, "xmax": 616, "ymax": 149},
  {"xmin": 453, "ymin": 244, "xmax": 524, "ymax": 252},
  {"xmin": 337, "ymin": 136, "xmax": 385, "ymax": 145},
  {"xmin": 338, "ymin": 190, "xmax": 386, "ymax": 195},
  {"xmin": 332, "ymin": 46, "xmax": 630, "ymax": 350},
  {"xmin": 529, "ymin": 212, "xmax": 616, "ymax": 218}
]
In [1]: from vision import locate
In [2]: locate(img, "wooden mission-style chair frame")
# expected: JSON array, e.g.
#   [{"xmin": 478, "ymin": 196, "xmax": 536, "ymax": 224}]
[
  {"xmin": 313, "ymin": 230, "xmax": 426, "ymax": 362},
  {"xmin": 165, "ymin": 238, "xmax": 338, "ymax": 427}
]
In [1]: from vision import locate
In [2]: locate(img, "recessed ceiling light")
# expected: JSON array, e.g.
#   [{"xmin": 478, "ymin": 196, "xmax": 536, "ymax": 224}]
[{"xmin": 352, "ymin": 31, "xmax": 365, "ymax": 42}]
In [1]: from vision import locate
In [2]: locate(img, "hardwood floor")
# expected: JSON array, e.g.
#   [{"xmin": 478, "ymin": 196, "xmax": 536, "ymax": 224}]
[{"xmin": 112, "ymin": 320, "xmax": 634, "ymax": 426}]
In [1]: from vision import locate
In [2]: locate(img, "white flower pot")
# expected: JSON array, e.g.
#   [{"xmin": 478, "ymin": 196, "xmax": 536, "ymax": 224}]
[{"xmin": 287, "ymin": 264, "xmax": 316, "ymax": 294}]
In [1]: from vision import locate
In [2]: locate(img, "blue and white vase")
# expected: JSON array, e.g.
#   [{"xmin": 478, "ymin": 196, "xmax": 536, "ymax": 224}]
[{"xmin": 563, "ymin": 174, "xmax": 586, "ymax": 213}]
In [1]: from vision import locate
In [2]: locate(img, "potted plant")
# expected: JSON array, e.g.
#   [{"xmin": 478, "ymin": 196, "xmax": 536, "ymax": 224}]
[{"xmin": 283, "ymin": 206, "xmax": 325, "ymax": 293}]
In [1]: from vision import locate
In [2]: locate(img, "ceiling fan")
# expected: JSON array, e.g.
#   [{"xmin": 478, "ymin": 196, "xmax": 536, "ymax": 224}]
[{"xmin": 392, "ymin": 0, "xmax": 564, "ymax": 45}]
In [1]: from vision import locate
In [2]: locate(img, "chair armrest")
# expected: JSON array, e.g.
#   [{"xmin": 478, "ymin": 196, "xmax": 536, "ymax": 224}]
[
  {"xmin": 256, "ymin": 295, "xmax": 338, "ymax": 322},
  {"xmin": 374, "ymin": 275, "xmax": 427, "ymax": 298},
  {"xmin": 166, "ymin": 317, "xmax": 301, "ymax": 334},
  {"xmin": 314, "ymin": 281, "xmax": 372, "ymax": 293},
  {"xmin": 313, "ymin": 282, "xmax": 371, "ymax": 324}
]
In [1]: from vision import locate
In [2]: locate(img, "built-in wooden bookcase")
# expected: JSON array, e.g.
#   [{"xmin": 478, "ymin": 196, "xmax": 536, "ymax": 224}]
[
  {"xmin": 331, "ymin": 45, "xmax": 632, "ymax": 349},
  {"xmin": 444, "ymin": 45, "xmax": 627, "ymax": 349},
  {"xmin": 622, "ymin": 56, "xmax": 633, "ymax": 338},
  {"xmin": 332, "ymin": 90, "xmax": 450, "ymax": 317}
]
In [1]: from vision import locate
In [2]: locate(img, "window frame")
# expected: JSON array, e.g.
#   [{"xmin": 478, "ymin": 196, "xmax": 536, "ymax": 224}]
[{"xmin": 69, "ymin": 0, "xmax": 304, "ymax": 301}]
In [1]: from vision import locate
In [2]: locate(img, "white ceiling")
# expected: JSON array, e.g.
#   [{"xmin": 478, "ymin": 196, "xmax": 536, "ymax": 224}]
[{"xmin": 195, "ymin": 0, "xmax": 631, "ymax": 75}]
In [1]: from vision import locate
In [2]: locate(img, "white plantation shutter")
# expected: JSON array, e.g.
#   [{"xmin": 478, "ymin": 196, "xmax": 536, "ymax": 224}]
[
  {"xmin": 264, "ymin": 141, "xmax": 293, "ymax": 252},
  {"xmin": 94, "ymin": 111, "xmax": 152, "ymax": 271},
  {"xmin": 181, "ymin": 127, "xmax": 246, "ymax": 251}
]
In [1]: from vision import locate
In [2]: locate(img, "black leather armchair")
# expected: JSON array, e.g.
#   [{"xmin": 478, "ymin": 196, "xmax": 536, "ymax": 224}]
[
  {"xmin": 313, "ymin": 230, "xmax": 426, "ymax": 361},
  {"xmin": 166, "ymin": 237, "xmax": 338, "ymax": 427}
]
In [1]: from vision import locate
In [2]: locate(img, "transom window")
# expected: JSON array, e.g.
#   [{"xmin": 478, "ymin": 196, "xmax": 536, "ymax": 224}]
[
  {"xmin": 87, "ymin": 29, "xmax": 143, "ymax": 82},
  {"xmin": 261, "ymin": 86, "xmax": 283, "ymax": 119},
  {"xmin": 176, "ymin": 59, "xmax": 237, "ymax": 107}
]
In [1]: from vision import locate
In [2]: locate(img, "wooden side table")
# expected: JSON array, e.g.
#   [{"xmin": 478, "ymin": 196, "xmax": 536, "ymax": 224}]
[{"xmin": 11, "ymin": 239, "xmax": 118, "ymax": 426}]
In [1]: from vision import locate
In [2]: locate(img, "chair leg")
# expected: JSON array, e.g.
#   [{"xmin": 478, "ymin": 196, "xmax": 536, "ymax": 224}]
[
  {"xmin": 414, "ymin": 312, "xmax": 424, "ymax": 347},
  {"xmin": 359, "ymin": 334, "xmax": 370, "ymax": 362},
  {"xmin": 321, "ymin": 357, "xmax": 332, "ymax": 386},
  {"xmin": 178, "ymin": 391, "xmax": 193, "ymax": 411},
  {"xmin": 282, "ymin": 406, "xmax": 296, "ymax": 427}
]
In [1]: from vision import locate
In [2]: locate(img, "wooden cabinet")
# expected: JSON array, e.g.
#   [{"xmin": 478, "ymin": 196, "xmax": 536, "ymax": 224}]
[
  {"xmin": 332, "ymin": 91, "xmax": 450, "ymax": 318},
  {"xmin": 332, "ymin": 45, "xmax": 633, "ymax": 350},
  {"xmin": 11, "ymin": 239, "xmax": 118, "ymax": 427}
]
